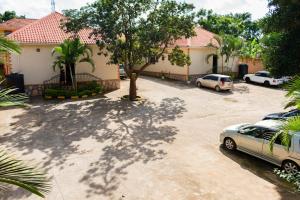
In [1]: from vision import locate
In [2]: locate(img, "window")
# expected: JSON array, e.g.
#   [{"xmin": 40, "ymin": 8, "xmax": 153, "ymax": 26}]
[
  {"xmin": 284, "ymin": 110, "xmax": 300, "ymax": 117},
  {"xmin": 255, "ymin": 73, "xmax": 262, "ymax": 76},
  {"xmin": 261, "ymin": 73, "xmax": 271, "ymax": 77},
  {"xmin": 203, "ymin": 75, "xmax": 212, "ymax": 80},
  {"xmin": 220, "ymin": 77, "xmax": 232, "ymax": 82},
  {"xmin": 263, "ymin": 132, "xmax": 291, "ymax": 147},
  {"xmin": 211, "ymin": 76, "xmax": 219, "ymax": 81},
  {"xmin": 239, "ymin": 126, "xmax": 265, "ymax": 138}
]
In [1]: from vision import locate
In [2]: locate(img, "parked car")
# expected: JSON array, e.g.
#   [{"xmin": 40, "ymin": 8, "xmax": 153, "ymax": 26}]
[
  {"xmin": 263, "ymin": 109, "xmax": 300, "ymax": 120},
  {"xmin": 243, "ymin": 71, "xmax": 284, "ymax": 86},
  {"xmin": 119, "ymin": 64, "xmax": 127, "ymax": 79},
  {"xmin": 220, "ymin": 120, "xmax": 300, "ymax": 174},
  {"xmin": 196, "ymin": 74, "xmax": 233, "ymax": 92}
]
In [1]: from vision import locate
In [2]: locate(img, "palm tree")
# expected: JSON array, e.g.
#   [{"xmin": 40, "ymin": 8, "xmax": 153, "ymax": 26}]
[
  {"xmin": 0, "ymin": 37, "xmax": 50, "ymax": 197},
  {"xmin": 0, "ymin": 36, "xmax": 27, "ymax": 107},
  {"xmin": 52, "ymin": 38, "xmax": 95, "ymax": 90},
  {"xmin": 270, "ymin": 77, "xmax": 300, "ymax": 152},
  {"xmin": 0, "ymin": 150, "xmax": 50, "ymax": 198},
  {"xmin": 0, "ymin": 36, "xmax": 21, "ymax": 56},
  {"xmin": 206, "ymin": 35, "xmax": 242, "ymax": 73}
]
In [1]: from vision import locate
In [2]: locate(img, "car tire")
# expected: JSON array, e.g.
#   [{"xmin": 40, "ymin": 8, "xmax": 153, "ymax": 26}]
[
  {"xmin": 264, "ymin": 81, "xmax": 270, "ymax": 87},
  {"xmin": 282, "ymin": 160, "xmax": 299, "ymax": 174},
  {"xmin": 215, "ymin": 85, "xmax": 221, "ymax": 92},
  {"xmin": 245, "ymin": 77, "xmax": 251, "ymax": 83},
  {"xmin": 224, "ymin": 138, "xmax": 236, "ymax": 150},
  {"xmin": 197, "ymin": 81, "xmax": 202, "ymax": 88}
]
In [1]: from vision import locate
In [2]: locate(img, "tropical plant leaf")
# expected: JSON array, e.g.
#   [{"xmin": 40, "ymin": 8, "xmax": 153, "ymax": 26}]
[
  {"xmin": 0, "ymin": 36, "xmax": 21, "ymax": 54},
  {"xmin": 0, "ymin": 151, "xmax": 50, "ymax": 197}
]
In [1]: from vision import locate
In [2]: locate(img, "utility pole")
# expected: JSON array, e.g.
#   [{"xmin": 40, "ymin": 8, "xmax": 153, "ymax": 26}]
[{"xmin": 51, "ymin": 0, "xmax": 56, "ymax": 13}]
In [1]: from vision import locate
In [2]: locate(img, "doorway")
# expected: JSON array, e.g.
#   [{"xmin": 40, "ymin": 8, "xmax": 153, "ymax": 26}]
[{"xmin": 212, "ymin": 55, "xmax": 218, "ymax": 74}]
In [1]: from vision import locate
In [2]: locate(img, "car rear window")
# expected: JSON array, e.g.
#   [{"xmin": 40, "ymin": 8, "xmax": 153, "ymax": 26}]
[{"xmin": 220, "ymin": 77, "xmax": 232, "ymax": 82}]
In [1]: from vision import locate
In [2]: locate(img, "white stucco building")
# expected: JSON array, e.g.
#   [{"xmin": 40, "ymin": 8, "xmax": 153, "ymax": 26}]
[{"xmin": 7, "ymin": 12, "xmax": 120, "ymax": 96}]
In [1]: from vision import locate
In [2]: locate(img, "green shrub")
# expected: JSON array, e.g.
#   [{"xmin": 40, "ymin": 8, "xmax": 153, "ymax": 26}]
[
  {"xmin": 93, "ymin": 86, "xmax": 103, "ymax": 93},
  {"xmin": 44, "ymin": 89, "xmax": 59, "ymax": 97},
  {"xmin": 274, "ymin": 169, "xmax": 300, "ymax": 191},
  {"xmin": 78, "ymin": 81, "xmax": 102, "ymax": 93},
  {"xmin": 65, "ymin": 90, "xmax": 78, "ymax": 98},
  {"xmin": 78, "ymin": 90, "xmax": 92, "ymax": 97}
]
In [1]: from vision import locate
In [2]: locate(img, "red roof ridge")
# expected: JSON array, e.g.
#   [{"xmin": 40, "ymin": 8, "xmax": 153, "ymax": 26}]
[
  {"xmin": 8, "ymin": 12, "xmax": 64, "ymax": 40},
  {"xmin": 7, "ymin": 12, "xmax": 95, "ymax": 44},
  {"xmin": 0, "ymin": 18, "xmax": 37, "ymax": 31}
]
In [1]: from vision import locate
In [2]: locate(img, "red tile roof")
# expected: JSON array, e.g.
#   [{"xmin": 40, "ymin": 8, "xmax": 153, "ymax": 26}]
[
  {"xmin": 175, "ymin": 27, "xmax": 218, "ymax": 47},
  {"xmin": 8, "ymin": 12, "xmax": 96, "ymax": 44},
  {"xmin": 0, "ymin": 18, "xmax": 36, "ymax": 31},
  {"xmin": 7, "ymin": 12, "xmax": 216, "ymax": 47}
]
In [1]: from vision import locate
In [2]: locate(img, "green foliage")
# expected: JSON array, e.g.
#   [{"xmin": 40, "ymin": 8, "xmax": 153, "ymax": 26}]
[
  {"xmin": 260, "ymin": 0, "xmax": 300, "ymax": 76},
  {"xmin": 206, "ymin": 35, "xmax": 242, "ymax": 73},
  {"xmin": 52, "ymin": 38, "xmax": 95, "ymax": 90},
  {"xmin": 0, "ymin": 11, "xmax": 25, "ymax": 23},
  {"xmin": 0, "ymin": 80, "xmax": 28, "ymax": 107},
  {"xmin": 168, "ymin": 46, "xmax": 191, "ymax": 66},
  {"xmin": 240, "ymin": 39, "xmax": 262, "ymax": 59},
  {"xmin": 0, "ymin": 150, "xmax": 50, "ymax": 197},
  {"xmin": 197, "ymin": 9, "xmax": 260, "ymax": 41},
  {"xmin": 274, "ymin": 169, "xmax": 300, "ymax": 191},
  {"xmin": 44, "ymin": 82, "xmax": 103, "ymax": 98},
  {"xmin": 270, "ymin": 76, "xmax": 300, "ymax": 152},
  {"xmin": 0, "ymin": 36, "xmax": 21, "ymax": 55},
  {"xmin": 63, "ymin": 0, "xmax": 196, "ymax": 99},
  {"xmin": 284, "ymin": 76, "xmax": 300, "ymax": 109}
]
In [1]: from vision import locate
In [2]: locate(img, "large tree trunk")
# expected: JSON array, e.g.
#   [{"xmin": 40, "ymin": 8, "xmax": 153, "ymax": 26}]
[{"xmin": 129, "ymin": 73, "xmax": 137, "ymax": 101}]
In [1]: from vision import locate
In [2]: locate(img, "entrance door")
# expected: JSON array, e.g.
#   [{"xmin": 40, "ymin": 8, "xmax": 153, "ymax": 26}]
[{"xmin": 212, "ymin": 55, "xmax": 218, "ymax": 74}]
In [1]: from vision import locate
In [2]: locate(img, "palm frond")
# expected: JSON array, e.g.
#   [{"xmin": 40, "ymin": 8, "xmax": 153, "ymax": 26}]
[
  {"xmin": 0, "ymin": 87, "xmax": 28, "ymax": 107},
  {"xmin": 0, "ymin": 36, "xmax": 21, "ymax": 54},
  {"xmin": 0, "ymin": 151, "xmax": 50, "ymax": 197},
  {"xmin": 270, "ymin": 117, "xmax": 300, "ymax": 151},
  {"xmin": 206, "ymin": 53, "xmax": 217, "ymax": 64},
  {"xmin": 79, "ymin": 57, "xmax": 95, "ymax": 72}
]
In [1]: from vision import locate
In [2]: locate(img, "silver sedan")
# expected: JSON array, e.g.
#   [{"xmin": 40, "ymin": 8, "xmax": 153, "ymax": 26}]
[{"xmin": 220, "ymin": 120, "xmax": 300, "ymax": 174}]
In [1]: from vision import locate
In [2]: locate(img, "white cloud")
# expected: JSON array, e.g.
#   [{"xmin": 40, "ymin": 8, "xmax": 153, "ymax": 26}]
[
  {"xmin": 183, "ymin": 0, "xmax": 269, "ymax": 20},
  {"xmin": 0, "ymin": 0, "xmax": 94, "ymax": 19},
  {"xmin": 0, "ymin": 0, "xmax": 268, "ymax": 20}
]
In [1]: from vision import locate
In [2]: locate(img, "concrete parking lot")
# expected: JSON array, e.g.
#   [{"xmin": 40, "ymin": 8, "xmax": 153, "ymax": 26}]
[{"xmin": 0, "ymin": 76, "xmax": 298, "ymax": 200}]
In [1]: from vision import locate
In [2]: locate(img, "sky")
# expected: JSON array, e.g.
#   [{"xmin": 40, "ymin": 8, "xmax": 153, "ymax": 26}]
[{"xmin": 0, "ymin": 0, "xmax": 269, "ymax": 20}]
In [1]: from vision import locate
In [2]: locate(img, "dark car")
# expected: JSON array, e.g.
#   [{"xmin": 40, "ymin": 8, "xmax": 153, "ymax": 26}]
[{"xmin": 263, "ymin": 109, "xmax": 300, "ymax": 120}]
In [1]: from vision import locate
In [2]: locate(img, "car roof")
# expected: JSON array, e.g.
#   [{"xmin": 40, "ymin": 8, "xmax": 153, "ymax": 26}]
[
  {"xmin": 205, "ymin": 74, "xmax": 231, "ymax": 78},
  {"xmin": 254, "ymin": 120, "xmax": 283, "ymax": 130}
]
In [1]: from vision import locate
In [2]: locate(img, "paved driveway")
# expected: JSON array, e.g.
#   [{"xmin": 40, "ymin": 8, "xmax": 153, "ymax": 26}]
[{"xmin": 0, "ymin": 76, "xmax": 298, "ymax": 200}]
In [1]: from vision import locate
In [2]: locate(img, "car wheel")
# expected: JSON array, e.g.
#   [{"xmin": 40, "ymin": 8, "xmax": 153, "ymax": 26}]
[
  {"xmin": 215, "ymin": 85, "xmax": 221, "ymax": 92},
  {"xmin": 224, "ymin": 138, "xmax": 236, "ymax": 150},
  {"xmin": 197, "ymin": 81, "xmax": 202, "ymax": 88},
  {"xmin": 282, "ymin": 160, "xmax": 299, "ymax": 174},
  {"xmin": 245, "ymin": 77, "xmax": 251, "ymax": 83},
  {"xmin": 264, "ymin": 81, "xmax": 270, "ymax": 87}
]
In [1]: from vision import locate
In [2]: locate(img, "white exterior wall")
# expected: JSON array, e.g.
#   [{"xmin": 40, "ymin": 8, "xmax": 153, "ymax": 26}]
[
  {"xmin": 189, "ymin": 48, "xmax": 239, "ymax": 75},
  {"xmin": 140, "ymin": 48, "xmax": 188, "ymax": 76},
  {"xmin": 189, "ymin": 48, "xmax": 216, "ymax": 75},
  {"xmin": 11, "ymin": 45, "xmax": 118, "ymax": 85}
]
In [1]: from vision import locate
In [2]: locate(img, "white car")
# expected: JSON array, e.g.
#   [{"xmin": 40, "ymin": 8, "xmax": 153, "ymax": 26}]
[
  {"xmin": 196, "ymin": 74, "xmax": 233, "ymax": 92},
  {"xmin": 220, "ymin": 120, "xmax": 300, "ymax": 173},
  {"xmin": 243, "ymin": 71, "xmax": 284, "ymax": 86}
]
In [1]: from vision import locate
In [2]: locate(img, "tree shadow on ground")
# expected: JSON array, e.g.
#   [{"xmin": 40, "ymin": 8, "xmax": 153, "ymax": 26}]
[
  {"xmin": 219, "ymin": 145, "xmax": 299, "ymax": 200},
  {"xmin": 0, "ymin": 96, "xmax": 186, "ymax": 199}
]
